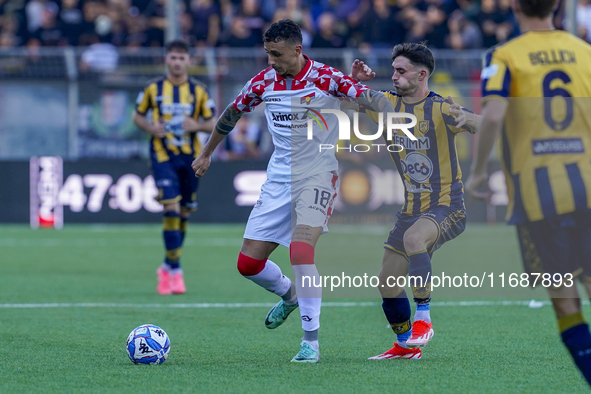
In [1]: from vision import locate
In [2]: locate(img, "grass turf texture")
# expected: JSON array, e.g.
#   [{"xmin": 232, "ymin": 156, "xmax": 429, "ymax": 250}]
[{"xmin": 0, "ymin": 224, "xmax": 588, "ymax": 393}]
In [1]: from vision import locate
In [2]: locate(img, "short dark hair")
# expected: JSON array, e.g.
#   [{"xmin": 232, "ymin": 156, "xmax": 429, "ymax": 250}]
[
  {"xmin": 166, "ymin": 40, "xmax": 190, "ymax": 53},
  {"xmin": 516, "ymin": 0, "xmax": 556, "ymax": 18},
  {"xmin": 263, "ymin": 19, "xmax": 302, "ymax": 46},
  {"xmin": 391, "ymin": 42, "xmax": 435, "ymax": 75}
]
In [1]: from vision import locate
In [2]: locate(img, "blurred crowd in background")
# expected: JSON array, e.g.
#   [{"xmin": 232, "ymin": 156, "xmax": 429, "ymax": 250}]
[
  {"xmin": 1, "ymin": 0, "xmax": 590, "ymax": 50},
  {"xmin": 1, "ymin": 0, "xmax": 589, "ymax": 163}
]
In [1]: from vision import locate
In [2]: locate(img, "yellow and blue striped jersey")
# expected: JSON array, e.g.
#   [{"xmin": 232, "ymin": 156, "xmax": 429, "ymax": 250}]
[
  {"xmin": 136, "ymin": 76, "xmax": 215, "ymax": 162},
  {"xmin": 367, "ymin": 91, "xmax": 474, "ymax": 216},
  {"xmin": 482, "ymin": 30, "xmax": 591, "ymax": 224}
]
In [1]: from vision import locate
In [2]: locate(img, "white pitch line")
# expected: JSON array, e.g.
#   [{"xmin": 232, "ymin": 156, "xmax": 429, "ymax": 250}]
[{"xmin": 0, "ymin": 300, "xmax": 558, "ymax": 309}]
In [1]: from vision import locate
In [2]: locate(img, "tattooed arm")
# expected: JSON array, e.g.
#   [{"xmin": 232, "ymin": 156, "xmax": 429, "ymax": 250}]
[
  {"xmin": 191, "ymin": 103, "xmax": 244, "ymax": 177},
  {"xmin": 355, "ymin": 89, "xmax": 420, "ymax": 141},
  {"xmin": 357, "ymin": 89, "xmax": 396, "ymax": 115}
]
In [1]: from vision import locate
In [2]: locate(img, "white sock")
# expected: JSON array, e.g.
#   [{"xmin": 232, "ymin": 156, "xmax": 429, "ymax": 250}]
[
  {"xmin": 292, "ymin": 264, "xmax": 322, "ymax": 332},
  {"xmin": 283, "ymin": 284, "xmax": 298, "ymax": 305},
  {"xmin": 244, "ymin": 260, "xmax": 292, "ymax": 297},
  {"xmin": 303, "ymin": 340, "xmax": 319, "ymax": 351},
  {"xmin": 414, "ymin": 309, "xmax": 431, "ymax": 323},
  {"xmin": 160, "ymin": 264, "xmax": 182, "ymax": 275}
]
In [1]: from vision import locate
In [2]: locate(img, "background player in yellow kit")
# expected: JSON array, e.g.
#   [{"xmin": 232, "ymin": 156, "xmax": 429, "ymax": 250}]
[
  {"xmin": 134, "ymin": 40, "xmax": 216, "ymax": 295},
  {"xmin": 467, "ymin": 0, "xmax": 591, "ymax": 384}
]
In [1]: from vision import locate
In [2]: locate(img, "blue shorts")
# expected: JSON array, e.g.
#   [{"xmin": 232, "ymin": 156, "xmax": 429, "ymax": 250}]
[
  {"xmin": 151, "ymin": 154, "xmax": 199, "ymax": 210},
  {"xmin": 517, "ymin": 210, "xmax": 591, "ymax": 282},
  {"xmin": 384, "ymin": 205, "xmax": 467, "ymax": 259}
]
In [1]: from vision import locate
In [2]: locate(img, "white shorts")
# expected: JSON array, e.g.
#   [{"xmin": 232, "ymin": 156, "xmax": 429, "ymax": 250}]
[{"xmin": 243, "ymin": 171, "xmax": 339, "ymax": 247}]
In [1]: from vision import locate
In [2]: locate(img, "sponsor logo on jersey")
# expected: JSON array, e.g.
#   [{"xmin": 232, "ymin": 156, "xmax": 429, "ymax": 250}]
[
  {"xmin": 272, "ymin": 112, "xmax": 303, "ymax": 122},
  {"xmin": 404, "ymin": 180, "xmax": 433, "ymax": 194},
  {"xmin": 164, "ymin": 115, "xmax": 186, "ymax": 137},
  {"xmin": 161, "ymin": 103, "xmax": 193, "ymax": 116},
  {"xmin": 264, "ymin": 97, "xmax": 281, "ymax": 102},
  {"xmin": 136, "ymin": 91, "xmax": 145, "ymax": 105},
  {"xmin": 481, "ymin": 64, "xmax": 498, "ymax": 79},
  {"xmin": 273, "ymin": 122, "xmax": 309, "ymax": 129},
  {"xmin": 394, "ymin": 135, "xmax": 430, "ymax": 150},
  {"xmin": 300, "ymin": 93, "xmax": 315, "ymax": 104},
  {"xmin": 271, "ymin": 110, "xmax": 326, "ymax": 131},
  {"xmin": 532, "ymin": 138, "xmax": 584, "ymax": 154},
  {"xmin": 400, "ymin": 152, "xmax": 433, "ymax": 183}
]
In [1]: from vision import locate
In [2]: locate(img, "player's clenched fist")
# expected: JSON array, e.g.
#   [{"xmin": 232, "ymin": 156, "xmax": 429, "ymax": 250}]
[
  {"xmin": 465, "ymin": 171, "xmax": 491, "ymax": 202},
  {"xmin": 150, "ymin": 123, "xmax": 166, "ymax": 138},
  {"xmin": 192, "ymin": 154, "xmax": 211, "ymax": 178}
]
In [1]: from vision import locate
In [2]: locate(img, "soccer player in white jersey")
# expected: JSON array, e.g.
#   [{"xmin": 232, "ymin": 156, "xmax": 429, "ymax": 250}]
[{"xmin": 192, "ymin": 19, "xmax": 395, "ymax": 363}]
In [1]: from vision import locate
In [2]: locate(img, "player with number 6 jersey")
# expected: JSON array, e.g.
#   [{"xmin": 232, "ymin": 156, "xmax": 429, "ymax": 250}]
[
  {"xmin": 467, "ymin": 0, "xmax": 591, "ymax": 384},
  {"xmin": 479, "ymin": 30, "xmax": 591, "ymax": 225}
]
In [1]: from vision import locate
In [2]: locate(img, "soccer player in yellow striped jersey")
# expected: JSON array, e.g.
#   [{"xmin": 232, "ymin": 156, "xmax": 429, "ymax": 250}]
[
  {"xmin": 467, "ymin": 0, "xmax": 591, "ymax": 385},
  {"xmin": 133, "ymin": 40, "xmax": 216, "ymax": 296},
  {"xmin": 353, "ymin": 44, "xmax": 480, "ymax": 360}
]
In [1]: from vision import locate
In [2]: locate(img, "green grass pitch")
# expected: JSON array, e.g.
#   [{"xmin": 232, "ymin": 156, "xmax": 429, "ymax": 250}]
[{"xmin": 0, "ymin": 223, "xmax": 588, "ymax": 393}]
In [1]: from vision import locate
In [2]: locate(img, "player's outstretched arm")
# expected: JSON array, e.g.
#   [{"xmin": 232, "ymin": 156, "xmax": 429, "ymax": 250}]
[
  {"xmin": 358, "ymin": 89, "xmax": 396, "ymax": 115},
  {"xmin": 192, "ymin": 103, "xmax": 243, "ymax": 178},
  {"xmin": 448, "ymin": 96, "xmax": 480, "ymax": 132},
  {"xmin": 465, "ymin": 98, "xmax": 508, "ymax": 201}
]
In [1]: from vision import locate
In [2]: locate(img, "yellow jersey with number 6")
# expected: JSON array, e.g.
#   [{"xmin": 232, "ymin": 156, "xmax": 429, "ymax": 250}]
[{"xmin": 482, "ymin": 30, "xmax": 591, "ymax": 224}]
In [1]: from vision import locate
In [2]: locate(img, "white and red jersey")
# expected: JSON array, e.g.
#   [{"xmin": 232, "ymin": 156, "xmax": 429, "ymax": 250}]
[{"xmin": 232, "ymin": 55, "xmax": 368, "ymax": 182}]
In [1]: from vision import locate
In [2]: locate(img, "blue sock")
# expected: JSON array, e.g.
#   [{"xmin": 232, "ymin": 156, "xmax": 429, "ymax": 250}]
[
  {"xmin": 163, "ymin": 211, "xmax": 182, "ymax": 270},
  {"xmin": 382, "ymin": 291, "xmax": 412, "ymax": 346},
  {"xmin": 561, "ymin": 319, "xmax": 591, "ymax": 385},
  {"xmin": 415, "ymin": 301, "xmax": 431, "ymax": 323},
  {"xmin": 408, "ymin": 250, "xmax": 432, "ymax": 304}
]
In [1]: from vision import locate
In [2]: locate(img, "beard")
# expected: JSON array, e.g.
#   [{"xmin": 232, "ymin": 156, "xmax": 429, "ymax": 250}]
[{"xmin": 393, "ymin": 85, "xmax": 413, "ymax": 97}]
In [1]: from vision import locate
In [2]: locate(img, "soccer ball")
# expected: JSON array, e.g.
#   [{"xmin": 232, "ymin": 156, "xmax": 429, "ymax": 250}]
[{"xmin": 126, "ymin": 324, "xmax": 171, "ymax": 364}]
